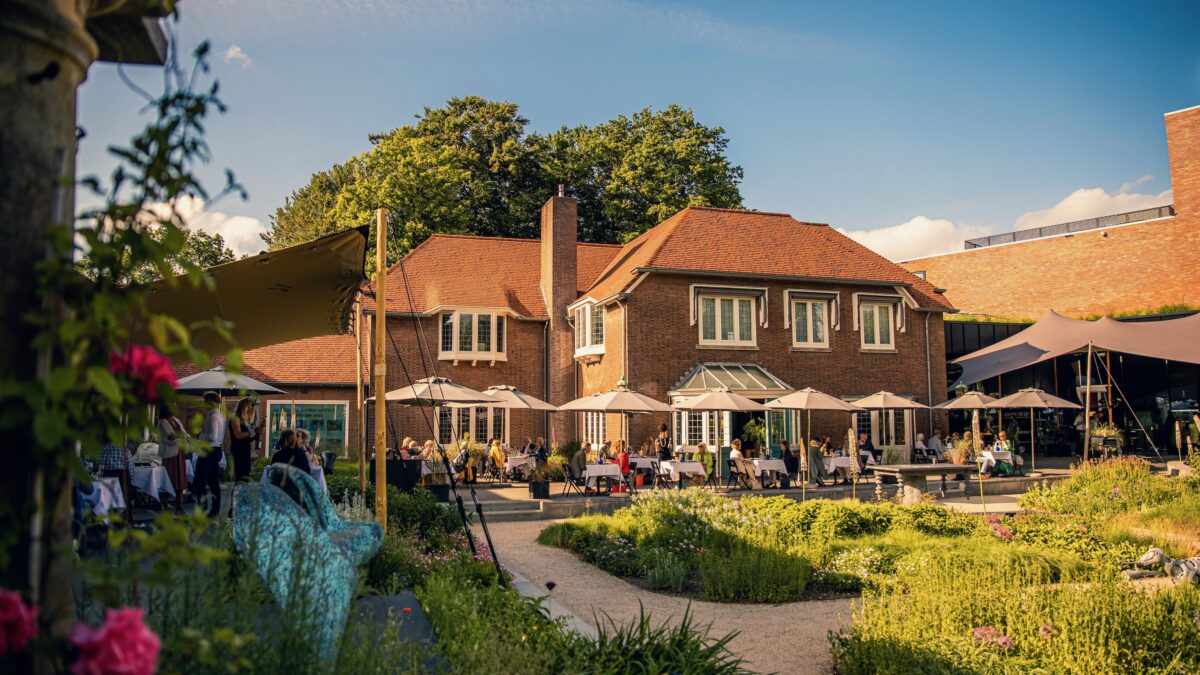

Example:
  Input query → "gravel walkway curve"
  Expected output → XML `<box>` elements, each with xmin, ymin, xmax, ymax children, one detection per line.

<box><xmin>477</xmin><ymin>520</ymin><xmax>853</xmax><ymax>675</ymax></box>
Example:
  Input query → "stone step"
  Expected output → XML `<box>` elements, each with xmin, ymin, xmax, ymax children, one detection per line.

<box><xmin>475</xmin><ymin>499</ymin><xmax>544</xmax><ymax>512</ymax></box>
<box><xmin>479</xmin><ymin>509</ymin><xmax>551</xmax><ymax>523</ymax></box>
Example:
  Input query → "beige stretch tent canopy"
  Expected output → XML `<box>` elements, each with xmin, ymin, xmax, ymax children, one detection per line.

<box><xmin>953</xmin><ymin>310</ymin><xmax>1200</xmax><ymax>386</ymax></box>
<box><xmin>143</xmin><ymin>227</ymin><xmax>368</xmax><ymax>359</ymax></box>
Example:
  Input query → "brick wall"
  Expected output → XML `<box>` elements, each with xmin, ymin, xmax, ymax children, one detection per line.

<box><xmin>362</xmin><ymin>313</ymin><xmax>549</xmax><ymax>450</ymax></box>
<box><xmin>902</xmin><ymin>106</ymin><xmax>1200</xmax><ymax>320</ymax></box>
<box><xmin>540</xmin><ymin>195</ymin><xmax>578</xmax><ymax>445</ymax></box>
<box><xmin>581</xmin><ymin>273</ymin><xmax>948</xmax><ymax>448</ymax></box>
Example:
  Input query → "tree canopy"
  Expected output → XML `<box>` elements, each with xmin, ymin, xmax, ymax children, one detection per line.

<box><xmin>264</xmin><ymin>96</ymin><xmax>743</xmax><ymax>269</ymax></box>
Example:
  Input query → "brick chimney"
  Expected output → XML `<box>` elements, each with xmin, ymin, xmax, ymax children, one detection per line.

<box><xmin>540</xmin><ymin>194</ymin><xmax>578</xmax><ymax>446</ymax></box>
<box><xmin>1166</xmin><ymin>105</ymin><xmax>1200</xmax><ymax>220</ymax></box>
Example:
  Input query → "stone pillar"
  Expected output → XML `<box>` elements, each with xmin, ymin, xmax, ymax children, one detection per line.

<box><xmin>540</xmin><ymin>195</ymin><xmax>577</xmax><ymax>448</ymax></box>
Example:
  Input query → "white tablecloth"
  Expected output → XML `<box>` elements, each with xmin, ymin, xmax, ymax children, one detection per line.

<box><xmin>82</xmin><ymin>477</ymin><xmax>125</xmax><ymax>518</ymax></box>
<box><xmin>979</xmin><ymin>450</ymin><xmax>1012</xmax><ymax>473</ymax></box>
<box><xmin>259</xmin><ymin>464</ymin><xmax>329</xmax><ymax>494</ymax></box>
<box><xmin>752</xmin><ymin>458</ymin><xmax>788</xmax><ymax>475</ymax></box>
<box><xmin>130</xmin><ymin>465</ymin><xmax>174</xmax><ymax>499</ymax></box>
<box><xmin>420</xmin><ymin>459</ymin><xmax>458</xmax><ymax>478</ymax></box>
<box><xmin>583</xmin><ymin>463</ymin><xmax>623</xmax><ymax>488</ymax></box>
<box><xmin>630</xmin><ymin>457</ymin><xmax>658</xmax><ymax>470</ymax></box>
<box><xmin>660</xmin><ymin>460</ymin><xmax>706</xmax><ymax>481</ymax></box>
<box><xmin>824</xmin><ymin>456</ymin><xmax>854</xmax><ymax>473</ymax></box>
<box><xmin>505</xmin><ymin>456</ymin><xmax>533</xmax><ymax>472</ymax></box>
<box><xmin>859</xmin><ymin>451</ymin><xmax>878</xmax><ymax>466</ymax></box>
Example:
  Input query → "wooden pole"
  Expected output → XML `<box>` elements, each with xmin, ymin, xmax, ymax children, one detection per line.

<box><xmin>1083</xmin><ymin>341</ymin><xmax>1093</xmax><ymax>461</ymax></box>
<box><xmin>355</xmin><ymin>301</ymin><xmax>366</xmax><ymax>494</ymax></box>
<box><xmin>1105</xmin><ymin>351</ymin><xmax>1114</xmax><ymax>426</ymax></box>
<box><xmin>373</xmin><ymin>209</ymin><xmax>389</xmax><ymax>532</ymax></box>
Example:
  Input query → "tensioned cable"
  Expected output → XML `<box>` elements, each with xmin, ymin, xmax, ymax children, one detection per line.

<box><xmin>1093</xmin><ymin>350</ymin><xmax>1165</xmax><ymax>463</ymax></box>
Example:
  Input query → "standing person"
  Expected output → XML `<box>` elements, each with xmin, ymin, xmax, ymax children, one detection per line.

<box><xmin>228</xmin><ymin>398</ymin><xmax>259</xmax><ymax>482</ymax></box>
<box><xmin>614</xmin><ymin>440</ymin><xmax>631</xmax><ymax>492</ymax></box>
<box><xmin>807</xmin><ymin>439</ymin><xmax>829</xmax><ymax>486</ymax></box>
<box><xmin>157</xmin><ymin>404</ymin><xmax>187</xmax><ymax>512</ymax></box>
<box><xmin>655</xmin><ymin>423</ymin><xmax>673</xmax><ymax>461</ymax></box>
<box><xmin>781</xmin><ymin>439</ymin><xmax>798</xmax><ymax>479</ymax></box>
<box><xmin>195</xmin><ymin>391</ymin><xmax>227</xmax><ymax>517</ymax></box>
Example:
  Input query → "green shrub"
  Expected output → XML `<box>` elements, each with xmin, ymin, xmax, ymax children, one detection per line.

<box><xmin>384</xmin><ymin>486</ymin><xmax>463</xmax><ymax>534</ymax></box>
<box><xmin>250</xmin><ymin>456</ymin><xmax>271</xmax><ymax>480</ymax></box>
<box><xmin>642</xmin><ymin>549</ymin><xmax>690</xmax><ymax>592</ymax></box>
<box><xmin>1019</xmin><ymin>457</ymin><xmax>1189</xmax><ymax>521</ymax></box>
<box><xmin>891</xmin><ymin>501</ymin><xmax>980</xmax><ymax>537</ymax></box>
<box><xmin>327</xmin><ymin>473</ymin><xmax>361</xmax><ymax>503</ymax></box>
<box><xmin>564</xmin><ymin>606</ymin><xmax>750</xmax><ymax>674</ymax></box>
<box><xmin>699</xmin><ymin>541</ymin><xmax>810</xmax><ymax>603</ymax></box>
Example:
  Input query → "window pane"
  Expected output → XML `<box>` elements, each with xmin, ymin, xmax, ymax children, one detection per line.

<box><xmin>862</xmin><ymin>305</ymin><xmax>876</xmax><ymax>344</ymax></box>
<box><xmin>477</xmin><ymin>314</ymin><xmax>491</xmax><ymax>352</ymax></box>
<box><xmin>459</xmin><ymin>314</ymin><xmax>473</xmax><ymax>352</ymax></box>
<box><xmin>474</xmin><ymin>407</ymin><xmax>489</xmax><ymax>444</ymax></box>
<box><xmin>688</xmin><ymin>411</ymin><xmax>703</xmax><ymax>445</ymax></box>
<box><xmin>812</xmin><ymin>302</ymin><xmax>825</xmax><ymax>344</ymax></box>
<box><xmin>494</xmin><ymin>409</ymin><xmax>505</xmax><ymax>444</ymax></box>
<box><xmin>274</xmin><ymin>402</ymin><xmax>348</xmax><ymax>455</ymax></box>
<box><xmin>701</xmin><ymin>298</ymin><xmax>716</xmax><ymax>341</ymax></box>
<box><xmin>575</xmin><ymin>308</ymin><xmax>585</xmax><ymax>348</ymax></box>
<box><xmin>720</xmin><ymin>299</ymin><xmax>734</xmax><ymax>341</ymax></box>
<box><xmin>495</xmin><ymin>316</ymin><xmax>505</xmax><ymax>353</ymax></box>
<box><xmin>878</xmin><ymin>306</ymin><xmax>891</xmax><ymax>345</ymax></box>
<box><xmin>708</xmin><ymin>412</ymin><xmax>718</xmax><ymax>447</ymax></box>
<box><xmin>591</xmin><ymin>305</ymin><xmax>604</xmax><ymax>345</ymax></box>
<box><xmin>457</xmin><ymin>407</ymin><xmax>470</xmax><ymax>443</ymax></box>
<box><xmin>438</xmin><ymin>408</ymin><xmax>453</xmax><ymax>445</ymax></box>
<box><xmin>737</xmin><ymin>298</ymin><xmax>752</xmax><ymax>341</ymax></box>
<box><xmin>794</xmin><ymin>302</ymin><xmax>808</xmax><ymax>343</ymax></box>
<box><xmin>441</xmin><ymin>313</ymin><xmax>453</xmax><ymax>352</ymax></box>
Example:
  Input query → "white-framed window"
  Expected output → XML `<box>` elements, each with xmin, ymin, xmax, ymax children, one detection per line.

<box><xmin>436</xmin><ymin>406</ymin><xmax>509</xmax><ymax>447</ymax></box>
<box><xmin>581</xmin><ymin>412</ymin><xmax>605</xmax><ymax>447</ymax></box>
<box><xmin>791</xmin><ymin>299</ymin><xmax>829</xmax><ymax>348</ymax></box>
<box><xmin>438</xmin><ymin>310</ymin><xmax>506</xmax><ymax>361</ymax></box>
<box><xmin>699</xmin><ymin>295</ymin><xmax>756</xmax><ymax>347</ymax></box>
<box><xmin>573</xmin><ymin>302</ymin><xmax>605</xmax><ymax>358</ymax></box>
<box><xmin>859</xmin><ymin>302</ymin><xmax>894</xmax><ymax>350</ymax></box>
<box><xmin>672</xmin><ymin>410</ymin><xmax>732</xmax><ymax>449</ymax></box>
<box><xmin>853</xmin><ymin>409</ymin><xmax>912</xmax><ymax>451</ymax></box>
<box><xmin>266</xmin><ymin>400</ymin><xmax>349</xmax><ymax>456</ymax></box>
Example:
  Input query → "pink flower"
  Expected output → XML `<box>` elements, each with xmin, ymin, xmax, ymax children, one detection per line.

<box><xmin>69</xmin><ymin>607</ymin><xmax>159</xmax><ymax>675</ymax></box>
<box><xmin>1039</xmin><ymin>623</ymin><xmax>1058</xmax><ymax>638</ymax></box>
<box><xmin>0</xmin><ymin>590</ymin><xmax>39</xmax><ymax>657</ymax></box>
<box><xmin>108</xmin><ymin>346</ymin><xmax>176</xmax><ymax>402</ymax></box>
<box><xmin>972</xmin><ymin>625</ymin><xmax>1014</xmax><ymax>650</ymax></box>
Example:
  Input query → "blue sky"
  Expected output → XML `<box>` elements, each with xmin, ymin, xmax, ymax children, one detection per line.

<box><xmin>77</xmin><ymin>0</ymin><xmax>1200</xmax><ymax>259</ymax></box>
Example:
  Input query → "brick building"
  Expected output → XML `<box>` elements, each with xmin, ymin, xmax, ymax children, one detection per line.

<box><xmin>901</xmin><ymin>105</ymin><xmax>1200</xmax><ymax>320</ymax></box>
<box><xmin>364</xmin><ymin>198</ymin><xmax>953</xmax><ymax>456</ymax></box>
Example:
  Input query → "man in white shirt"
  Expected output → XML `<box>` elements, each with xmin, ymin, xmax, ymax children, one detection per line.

<box><xmin>928</xmin><ymin>430</ymin><xmax>946</xmax><ymax>459</ymax></box>
<box><xmin>194</xmin><ymin>391</ymin><xmax>226</xmax><ymax>516</ymax></box>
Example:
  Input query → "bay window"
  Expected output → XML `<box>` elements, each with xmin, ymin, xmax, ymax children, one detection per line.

<box><xmin>860</xmin><ymin>302</ymin><xmax>894</xmax><ymax>350</ymax></box>
<box><xmin>699</xmin><ymin>295</ymin><xmax>756</xmax><ymax>347</ymax></box>
<box><xmin>791</xmin><ymin>299</ymin><xmax>828</xmax><ymax>348</ymax></box>
<box><xmin>573</xmin><ymin>302</ymin><xmax>605</xmax><ymax>358</ymax></box>
<box><xmin>438</xmin><ymin>310</ymin><xmax>507</xmax><ymax>361</ymax></box>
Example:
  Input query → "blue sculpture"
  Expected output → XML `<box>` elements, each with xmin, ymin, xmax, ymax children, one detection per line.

<box><xmin>233</xmin><ymin>464</ymin><xmax>383</xmax><ymax>662</ymax></box>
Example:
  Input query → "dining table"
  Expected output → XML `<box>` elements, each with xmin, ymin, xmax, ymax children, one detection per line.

<box><xmin>81</xmin><ymin>477</ymin><xmax>126</xmax><ymax>518</ymax></box>
<box><xmin>130</xmin><ymin>464</ymin><xmax>174</xmax><ymax>500</ymax></box>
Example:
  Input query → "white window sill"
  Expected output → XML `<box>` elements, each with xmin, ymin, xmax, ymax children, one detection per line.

<box><xmin>859</xmin><ymin>346</ymin><xmax>897</xmax><ymax>354</ymax></box>
<box><xmin>574</xmin><ymin>344</ymin><xmax>606</xmax><ymax>359</ymax></box>
<box><xmin>697</xmin><ymin>343</ymin><xmax>759</xmax><ymax>351</ymax></box>
<box><xmin>790</xmin><ymin>345</ymin><xmax>831</xmax><ymax>353</ymax></box>
<box><xmin>438</xmin><ymin>352</ymin><xmax>507</xmax><ymax>364</ymax></box>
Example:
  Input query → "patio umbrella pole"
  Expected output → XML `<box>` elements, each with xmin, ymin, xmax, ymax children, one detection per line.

<box><xmin>373</xmin><ymin>209</ymin><xmax>388</xmax><ymax>532</ymax></box>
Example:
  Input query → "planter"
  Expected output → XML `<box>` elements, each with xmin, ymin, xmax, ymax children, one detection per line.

<box><xmin>529</xmin><ymin>480</ymin><xmax>551</xmax><ymax>500</ymax></box>
<box><xmin>428</xmin><ymin>484</ymin><xmax>450</xmax><ymax>503</ymax></box>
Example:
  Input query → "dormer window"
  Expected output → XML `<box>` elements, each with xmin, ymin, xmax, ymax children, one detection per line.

<box><xmin>574</xmin><ymin>302</ymin><xmax>605</xmax><ymax>359</ymax></box>
<box><xmin>439</xmin><ymin>310</ymin><xmax>506</xmax><ymax>362</ymax></box>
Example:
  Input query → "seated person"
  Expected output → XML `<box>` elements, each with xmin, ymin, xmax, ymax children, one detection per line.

<box><xmin>488</xmin><ymin>440</ymin><xmax>508</xmax><ymax>481</ymax></box>
<box><xmin>614</xmin><ymin>440</ymin><xmax>630</xmax><ymax>491</ymax></box>
<box><xmin>532</xmin><ymin>437</ymin><xmax>548</xmax><ymax>467</ymax></box>
<box><xmin>729</xmin><ymin>439</ymin><xmax>761</xmax><ymax>489</ymax></box>
<box><xmin>913</xmin><ymin>433</ymin><xmax>931</xmax><ymax>462</ymax></box>
<box><xmin>781</xmin><ymin>440</ymin><xmax>798</xmax><ymax>477</ymax></box>
<box><xmin>99</xmin><ymin>441</ymin><xmax>133</xmax><ymax>478</ymax></box>
<box><xmin>695</xmin><ymin>442</ymin><xmax>714</xmax><ymax>479</ymax></box>
<box><xmin>857</xmin><ymin>433</ymin><xmax>878</xmax><ymax>468</ymax></box>
<box><xmin>271</xmin><ymin>430</ymin><xmax>312</xmax><ymax>474</ymax></box>
<box><xmin>995</xmin><ymin>431</ymin><xmax>1014</xmax><ymax>453</ymax></box>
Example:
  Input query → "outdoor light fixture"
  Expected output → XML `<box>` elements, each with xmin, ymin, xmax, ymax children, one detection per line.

<box><xmin>618</xmin><ymin>377</ymin><xmax>627</xmax><ymax>388</ymax></box>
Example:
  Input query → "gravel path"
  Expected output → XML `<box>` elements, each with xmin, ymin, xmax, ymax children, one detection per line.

<box><xmin>477</xmin><ymin>520</ymin><xmax>854</xmax><ymax>675</ymax></box>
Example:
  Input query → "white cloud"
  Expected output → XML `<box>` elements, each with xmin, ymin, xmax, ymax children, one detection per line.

<box><xmin>166</xmin><ymin>196</ymin><xmax>269</xmax><ymax>257</ymax></box>
<box><xmin>1118</xmin><ymin>175</ymin><xmax>1152</xmax><ymax>193</ymax></box>
<box><xmin>221</xmin><ymin>44</ymin><xmax>252</xmax><ymax>68</ymax></box>
<box><xmin>1014</xmin><ymin>185</ymin><xmax>1172</xmax><ymax>231</ymax></box>
<box><xmin>839</xmin><ymin>216</ymin><xmax>993</xmax><ymax>262</ymax></box>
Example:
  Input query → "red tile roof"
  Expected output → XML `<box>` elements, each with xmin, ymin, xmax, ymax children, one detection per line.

<box><xmin>583</xmin><ymin>206</ymin><xmax>953</xmax><ymax>310</ymax></box>
<box><xmin>362</xmin><ymin>235</ymin><xmax>623</xmax><ymax>318</ymax></box>
<box><xmin>175</xmin><ymin>333</ymin><xmax>360</xmax><ymax>385</ymax></box>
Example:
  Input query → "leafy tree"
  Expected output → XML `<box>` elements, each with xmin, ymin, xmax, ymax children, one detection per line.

<box><xmin>78</xmin><ymin>221</ymin><xmax>235</xmax><ymax>282</ymax></box>
<box><xmin>265</xmin><ymin>97</ymin><xmax>743</xmax><ymax>264</ymax></box>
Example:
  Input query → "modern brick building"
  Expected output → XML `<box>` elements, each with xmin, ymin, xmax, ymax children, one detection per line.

<box><xmin>364</xmin><ymin>197</ymin><xmax>953</xmax><ymax>457</ymax></box>
<box><xmin>901</xmin><ymin>105</ymin><xmax>1200</xmax><ymax>320</ymax></box>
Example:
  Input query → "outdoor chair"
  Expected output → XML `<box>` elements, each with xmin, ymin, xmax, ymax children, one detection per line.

<box><xmin>484</xmin><ymin>457</ymin><xmax>503</xmax><ymax>483</ymax></box>
<box><xmin>562</xmin><ymin>464</ymin><xmax>586</xmax><ymax>496</ymax></box>
<box><xmin>653</xmin><ymin>460</ymin><xmax>674</xmax><ymax>489</ymax></box>
<box><xmin>724</xmin><ymin>459</ymin><xmax>751</xmax><ymax>490</ymax></box>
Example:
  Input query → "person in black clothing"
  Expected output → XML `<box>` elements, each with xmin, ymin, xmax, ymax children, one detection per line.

<box><xmin>781</xmin><ymin>439</ymin><xmax>798</xmax><ymax>478</ymax></box>
<box><xmin>858</xmin><ymin>433</ymin><xmax>878</xmax><ymax>469</ymax></box>
<box><xmin>228</xmin><ymin>397</ymin><xmax>260</xmax><ymax>481</ymax></box>
<box><xmin>271</xmin><ymin>429</ymin><xmax>311</xmax><ymax>474</ymax></box>
<box><xmin>532</xmin><ymin>436</ymin><xmax>548</xmax><ymax>467</ymax></box>
<box><xmin>655</xmin><ymin>423</ymin><xmax>673</xmax><ymax>461</ymax></box>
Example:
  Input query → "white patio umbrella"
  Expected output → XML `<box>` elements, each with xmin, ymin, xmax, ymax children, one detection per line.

<box><xmin>766</xmin><ymin>387</ymin><xmax>863</xmax><ymax>493</ymax></box>
<box><xmin>934</xmin><ymin>391</ymin><xmax>997</xmax><ymax>512</ymax></box>
<box><xmin>367</xmin><ymin>376</ymin><xmax>493</xmax><ymax>406</ymax></box>
<box><xmin>480</xmin><ymin>385</ymin><xmax>559</xmax><ymax>411</ymax></box>
<box><xmin>987</xmin><ymin>388</ymin><xmax>1080</xmax><ymax>473</ymax></box>
<box><xmin>558</xmin><ymin>387</ymin><xmax>674</xmax><ymax>413</ymax></box>
<box><xmin>175</xmin><ymin>366</ymin><xmax>284</xmax><ymax>396</ymax></box>
<box><xmin>851</xmin><ymin>392</ymin><xmax>929</xmax><ymax>462</ymax></box>
<box><xmin>674</xmin><ymin>389</ymin><xmax>765</xmax><ymax>481</ymax></box>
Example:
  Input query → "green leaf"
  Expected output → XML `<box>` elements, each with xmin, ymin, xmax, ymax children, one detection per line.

<box><xmin>45</xmin><ymin>367</ymin><xmax>76</xmax><ymax>399</ymax></box>
<box><xmin>87</xmin><ymin>367</ymin><xmax>123</xmax><ymax>403</ymax></box>
<box><xmin>33</xmin><ymin>409</ymin><xmax>67</xmax><ymax>448</ymax></box>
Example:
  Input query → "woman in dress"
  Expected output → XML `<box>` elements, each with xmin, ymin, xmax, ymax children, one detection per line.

<box><xmin>227</xmin><ymin>398</ymin><xmax>259</xmax><ymax>482</ymax></box>
<box><xmin>156</xmin><ymin>404</ymin><xmax>187</xmax><ymax>511</ymax></box>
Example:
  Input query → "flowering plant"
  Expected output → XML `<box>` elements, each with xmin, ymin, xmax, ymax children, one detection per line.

<box><xmin>69</xmin><ymin>607</ymin><xmax>160</xmax><ymax>675</ymax></box>
<box><xmin>108</xmin><ymin>345</ymin><xmax>178</xmax><ymax>402</ymax></box>
<box><xmin>0</xmin><ymin>590</ymin><xmax>39</xmax><ymax>657</ymax></box>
